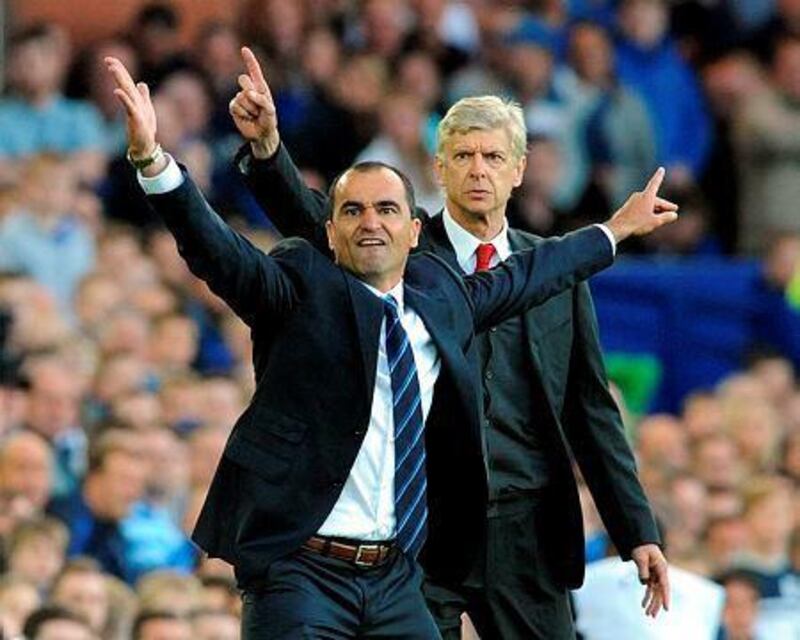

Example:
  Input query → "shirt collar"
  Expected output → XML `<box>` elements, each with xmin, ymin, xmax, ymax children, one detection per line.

<box><xmin>360</xmin><ymin>279</ymin><xmax>405</xmax><ymax>312</ymax></box>
<box><xmin>442</xmin><ymin>207</ymin><xmax>512</xmax><ymax>273</ymax></box>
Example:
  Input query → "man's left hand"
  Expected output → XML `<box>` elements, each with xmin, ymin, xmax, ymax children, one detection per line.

<box><xmin>631</xmin><ymin>543</ymin><xmax>670</xmax><ymax>618</ymax></box>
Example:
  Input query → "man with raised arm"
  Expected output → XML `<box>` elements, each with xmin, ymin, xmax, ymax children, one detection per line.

<box><xmin>230</xmin><ymin>47</ymin><xmax>673</xmax><ymax>639</ymax></box>
<box><xmin>107</xmin><ymin>54</ymin><xmax>674</xmax><ymax>639</ymax></box>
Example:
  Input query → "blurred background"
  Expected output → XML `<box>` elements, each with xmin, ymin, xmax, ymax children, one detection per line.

<box><xmin>0</xmin><ymin>0</ymin><xmax>798</xmax><ymax>638</ymax></box>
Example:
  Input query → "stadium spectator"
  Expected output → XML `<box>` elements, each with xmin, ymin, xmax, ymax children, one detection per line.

<box><xmin>131</xmin><ymin>3</ymin><xmax>191</xmax><ymax>90</ymax></box>
<box><xmin>132</xmin><ymin>610</ymin><xmax>192</xmax><ymax>640</ymax></box>
<box><xmin>0</xmin><ymin>430</ymin><xmax>53</xmax><ymax>514</ymax></box>
<box><xmin>734</xmin><ymin>36</ymin><xmax>800</xmax><ymax>253</ymax></box>
<box><xmin>568</xmin><ymin>22</ymin><xmax>656</xmax><ymax>210</ymax></box>
<box><xmin>615</xmin><ymin>0</ymin><xmax>712</xmax><ymax>184</ymax></box>
<box><xmin>717</xmin><ymin>570</ymin><xmax>764</xmax><ymax>640</ymax></box>
<box><xmin>191</xmin><ymin>608</ymin><xmax>240</xmax><ymax>640</ymax></box>
<box><xmin>48</xmin><ymin>429</ymin><xmax>146</xmax><ymax>582</ymax></box>
<box><xmin>0</xmin><ymin>155</ymin><xmax>96</xmax><ymax>311</ymax></box>
<box><xmin>356</xmin><ymin>91</ymin><xmax>443</xmax><ymax>212</ymax></box>
<box><xmin>0</xmin><ymin>24</ymin><xmax>105</xmax><ymax>185</ymax></box>
<box><xmin>135</xmin><ymin>571</ymin><xmax>202</xmax><ymax>617</ymax></box>
<box><xmin>0</xmin><ymin>574</ymin><xmax>41</xmax><ymax>638</ymax></box>
<box><xmin>23</xmin><ymin>604</ymin><xmax>97</xmax><ymax>640</ymax></box>
<box><xmin>22</xmin><ymin>356</ymin><xmax>87</xmax><ymax>499</ymax></box>
<box><xmin>5</xmin><ymin>516</ymin><xmax>67</xmax><ymax>592</ymax></box>
<box><xmin>51</xmin><ymin>558</ymin><xmax>111</xmax><ymax>639</ymax></box>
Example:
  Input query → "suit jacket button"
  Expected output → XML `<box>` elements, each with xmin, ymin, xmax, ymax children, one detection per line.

<box><xmin>354</xmin><ymin>429</ymin><xmax>364</xmax><ymax>437</ymax></box>
<box><xmin>332</xmin><ymin>481</ymin><xmax>343</xmax><ymax>489</ymax></box>
<box><xmin>485</xmin><ymin>371</ymin><xmax>494</xmax><ymax>380</ymax></box>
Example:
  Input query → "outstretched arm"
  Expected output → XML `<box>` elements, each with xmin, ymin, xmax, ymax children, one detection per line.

<box><xmin>229</xmin><ymin>47</ymin><xmax>330</xmax><ymax>249</ymax></box>
<box><xmin>467</xmin><ymin>168</ymin><xmax>678</xmax><ymax>331</ymax></box>
<box><xmin>105</xmin><ymin>56</ymin><xmax>301</xmax><ymax>324</ymax></box>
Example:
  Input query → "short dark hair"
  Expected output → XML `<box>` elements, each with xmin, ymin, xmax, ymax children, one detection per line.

<box><xmin>23</xmin><ymin>605</ymin><xmax>92</xmax><ymax>639</ymax></box>
<box><xmin>136</xmin><ymin>3</ymin><xmax>180</xmax><ymax>30</ymax></box>
<box><xmin>9</xmin><ymin>24</ymin><xmax>53</xmax><ymax>49</ymax></box>
<box><xmin>325</xmin><ymin>161</ymin><xmax>418</xmax><ymax>220</ymax></box>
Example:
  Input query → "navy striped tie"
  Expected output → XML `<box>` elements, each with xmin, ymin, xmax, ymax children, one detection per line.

<box><xmin>383</xmin><ymin>295</ymin><xmax>428</xmax><ymax>558</ymax></box>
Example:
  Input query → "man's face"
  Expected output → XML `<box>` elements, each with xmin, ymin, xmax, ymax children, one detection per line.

<box><xmin>0</xmin><ymin>434</ymin><xmax>52</xmax><ymax>509</ymax></box>
<box><xmin>53</xmin><ymin>572</ymin><xmax>109</xmax><ymax>632</ymax></box>
<box><xmin>93</xmin><ymin>452</ymin><xmax>146</xmax><ymax>521</ymax></box>
<box><xmin>27</xmin><ymin>365</ymin><xmax>81</xmax><ymax>440</ymax></box>
<box><xmin>435</xmin><ymin>128</ymin><xmax>525</xmax><ymax>225</ymax></box>
<box><xmin>326</xmin><ymin>168</ymin><xmax>421</xmax><ymax>291</ymax></box>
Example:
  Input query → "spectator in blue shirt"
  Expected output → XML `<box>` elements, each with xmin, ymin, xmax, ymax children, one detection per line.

<box><xmin>0</xmin><ymin>24</ymin><xmax>106</xmax><ymax>185</ymax></box>
<box><xmin>615</xmin><ymin>0</ymin><xmax>712</xmax><ymax>184</ymax></box>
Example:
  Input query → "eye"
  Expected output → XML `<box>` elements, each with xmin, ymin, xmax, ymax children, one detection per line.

<box><xmin>341</xmin><ymin>205</ymin><xmax>360</xmax><ymax>216</ymax></box>
<box><xmin>486</xmin><ymin>153</ymin><xmax>504</xmax><ymax>165</ymax></box>
<box><xmin>378</xmin><ymin>204</ymin><xmax>400</xmax><ymax>215</ymax></box>
<box><xmin>454</xmin><ymin>151</ymin><xmax>470</xmax><ymax>162</ymax></box>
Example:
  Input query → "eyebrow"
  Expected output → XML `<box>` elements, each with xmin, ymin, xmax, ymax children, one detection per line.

<box><xmin>338</xmin><ymin>199</ymin><xmax>402</xmax><ymax>210</ymax></box>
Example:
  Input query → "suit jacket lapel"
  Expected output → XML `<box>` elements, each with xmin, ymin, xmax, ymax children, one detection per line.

<box><xmin>418</xmin><ymin>212</ymin><xmax>462</xmax><ymax>272</ymax></box>
<box><xmin>342</xmin><ymin>269</ymin><xmax>385</xmax><ymax>393</ymax></box>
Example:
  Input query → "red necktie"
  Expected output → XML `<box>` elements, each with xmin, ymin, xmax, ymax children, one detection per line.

<box><xmin>474</xmin><ymin>243</ymin><xmax>496</xmax><ymax>272</ymax></box>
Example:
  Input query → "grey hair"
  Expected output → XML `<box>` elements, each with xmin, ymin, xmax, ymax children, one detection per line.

<box><xmin>436</xmin><ymin>96</ymin><xmax>527</xmax><ymax>161</ymax></box>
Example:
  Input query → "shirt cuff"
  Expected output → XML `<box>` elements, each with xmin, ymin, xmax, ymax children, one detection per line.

<box><xmin>137</xmin><ymin>155</ymin><xmax>183</xmax><ymax>194</ymax></box>
<box><xmin>594</xmin><ymin>223</ymin><xmax>617</xmax><ymax>256</ymax></box>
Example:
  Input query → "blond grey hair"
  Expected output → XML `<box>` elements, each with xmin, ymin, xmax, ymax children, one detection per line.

<box><xmin>436</xmin><ymin>96</ymin><xmax>527</xmax><ymax>161</ymax></box>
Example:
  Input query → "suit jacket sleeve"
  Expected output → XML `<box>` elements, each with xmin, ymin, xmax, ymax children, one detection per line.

<box><xmin>145</xmin><ymin>169</ymin><xmax>303</xmax><ymax>325</ymax></box>
<box><xmin>562</xmin><ymin>283</ymin><xmax>661</xmax><ymax>558</ymax></box>
<box><xmin>236</xmin><ymin>143</ymin><xmax>331</xmax><ymax>252</ymax></box>
<box><xmin>464</xmin><ymin>226</ymin><xmax>615</xmax><ymax>333</ymax></box>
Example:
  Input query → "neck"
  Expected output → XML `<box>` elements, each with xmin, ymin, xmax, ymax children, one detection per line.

<box><xmin>446</xmin><ymin>203</ymin><xmax>505</xmax><ymax>241</ymax></box>
<box><xmin>362</xmin><ymin>276</ymin><xmax>402</xmax><ymax>293</ymax></box>
<box><xmin>83</xmin><ymin>480</ymin><xmax>114</xmax><ymax>521</ymax></box>
<box><xmin>22</xmin><ymin>89</ymin><xmax>56</xmax><ymax>109</ymax></box>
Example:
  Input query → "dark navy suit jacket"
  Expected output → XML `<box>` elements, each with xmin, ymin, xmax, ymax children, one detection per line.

<box><xmin>145</xmin><ymin>172</ymin><xmax>613</xmax><ymax>587</ymax></box>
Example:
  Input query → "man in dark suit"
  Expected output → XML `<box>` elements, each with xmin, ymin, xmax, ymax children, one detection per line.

<box><xmin>107</xmin><ymin>53</ymin><xmax>672</xmax><ymax>638</ymax></box>
<box><xmin>228</xmin><ymin>48</ymin><xmax>671</xmax><ymax>638</ymax></box>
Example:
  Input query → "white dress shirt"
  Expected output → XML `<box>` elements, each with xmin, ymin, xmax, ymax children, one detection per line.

<box><xmin>318</xmin><ymin>280</ymin><xmax>441</xmax><ymax>540</ymax></box>
<box><xmin>441</xmin><ymin>207</ymin><xmax>616</xmax><ymax>274</ymax></box>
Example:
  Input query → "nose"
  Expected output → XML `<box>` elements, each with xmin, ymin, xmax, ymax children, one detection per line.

<box><xmin>468</xmin><ymin>153</ymin><xmax>487</xmax><ymax>177</ymax></box>
<box><xmin>359</xmin><ymin>204</ymin><xmax>382</xmax><ymax>230</ymax></box>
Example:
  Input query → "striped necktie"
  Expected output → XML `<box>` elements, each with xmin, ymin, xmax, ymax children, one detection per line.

<box><xmin>383</xmin><ymin>295</ymin><xmax>428</xmax><ymax>557</ymax></box>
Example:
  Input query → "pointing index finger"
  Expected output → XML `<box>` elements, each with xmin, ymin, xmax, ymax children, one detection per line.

<box><xmin>105</xmin><ymin>57</ymin><xmax>139</xmax><ymax>100</ymax></box>
<box><xmin>242</xmin><ymin>46</ymin><xmax>270</xmax><ymax>95</ymax></box>
<box><xmin>645</xmin><ymin>167</ymin><xmax>666</xmax><ymax>196</ymax></box>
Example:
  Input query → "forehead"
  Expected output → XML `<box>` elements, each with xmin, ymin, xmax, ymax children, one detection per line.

<box><xmin>334</xmin><ymin>168</ymin><xmax>407</xmax><ymax>205</ymax></box>
<box><xmin>443</xmin><ymin>127</ymin><xmax>513</xmax><ymax>152</ymax></box>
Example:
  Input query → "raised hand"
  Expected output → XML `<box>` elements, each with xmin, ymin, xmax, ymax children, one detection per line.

<box><xmin>105</xmin><ymin>56</ymin><xmax>157</xmax><ymax>160</ymax></box>
<box><xmin>605</xmin><ymin>168</ymin><xmax>679</xmax><ymax>243</ymax></box>
<box><xmin>229</xmin><ymin>46</ymin><xmax>280</xmax><ymax>158</ymax></box>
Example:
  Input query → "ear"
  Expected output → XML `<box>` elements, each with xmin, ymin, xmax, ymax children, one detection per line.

<box><xmin>409</xmin><ymin>218</ymin><xmax>422</xmax><ymax>249</ymax></box>
<box><xmin>325</xmin><ymin>220</ymin><xmax>336</xmax><ymax>255</ymax></box>
<box><xmin>433</xmin><ymin>155</ymin><xmax>446</xmax><ymax>188</ymax></box>
<box><xmin>512</xmin><ymin>155</ymin><xmax>526</xmax><ymax>189</ymax></box>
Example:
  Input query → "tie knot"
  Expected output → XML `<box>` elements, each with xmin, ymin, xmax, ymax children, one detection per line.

<box><xmin>383</xmin><ymin>294</ymin><xmax>399</xmax><ymax>316</ymax></box>
<box><xmin>475</xmin><ymin>243</ymin><xmax>496</xmax><ymax>272</ymax></box>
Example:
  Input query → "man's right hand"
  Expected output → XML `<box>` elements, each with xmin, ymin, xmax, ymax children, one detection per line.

<box><xmin>229</xmin><ymin>46</ymin><xmax>280</xmax><ymax>159</ymax></box>
<box><xmin>605</xmin><ymin>168</ymin><xmax>679</xmax><ymax>244</ymax></box>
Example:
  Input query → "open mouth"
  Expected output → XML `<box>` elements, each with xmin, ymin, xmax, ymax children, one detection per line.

<box><xmin>356</xmin><ymin>238</ymin><xmax>387</xmax><ymax>247</ymax></box>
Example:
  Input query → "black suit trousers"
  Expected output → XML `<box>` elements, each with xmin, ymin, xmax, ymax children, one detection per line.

<box><xmin>423</xmin><ymin>488</ymin><xmax>576</xmax><ymax>640</ymax></box>
<box><xmin>241</xmin><ymin>549</ymin><xmax>441</xmax><ymax>639</ymax></box>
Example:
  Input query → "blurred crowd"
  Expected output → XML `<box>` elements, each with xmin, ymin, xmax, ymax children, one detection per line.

<box><xmin>0</xmin><ymin>0</ymin><xmax>799</xmax><ymax>638</ymax></box>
